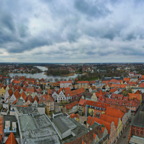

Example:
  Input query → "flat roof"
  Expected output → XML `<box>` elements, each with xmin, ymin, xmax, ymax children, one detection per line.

<box><xmin>18</xmin><ymin>114</ymin><xmax>61</xmax><ymax>144</ymax></box>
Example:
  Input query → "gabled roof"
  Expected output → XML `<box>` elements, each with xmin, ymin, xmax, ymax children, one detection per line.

<box><xmin>8</xmin><ymin>89</ymin><xmax>13</xmax><ymax>96</ymax></box>
<box><xmin>21</xmin><ymin>91</ymin><xmax>27</xmax><ymax>101</ymax></box>
<box><xmin>14</xmin><ymin>90</ymin><xmax>20</xmax><ymax>99</ymax></box>
<box><xmin>5</xmin><ymin>132</ymin><xmax>18</xmax><ymax>144</ymax></box>
<box><xmin>79</xmin><ymin>99</ymin><xmax>87</xmax><ymax>106</ymax></box>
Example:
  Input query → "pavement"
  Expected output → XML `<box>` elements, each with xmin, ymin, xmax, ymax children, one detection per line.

<box><xmin>116</xmin><ymin>123</ymin><xmax>130</xmax><ymax>144</ymax></box>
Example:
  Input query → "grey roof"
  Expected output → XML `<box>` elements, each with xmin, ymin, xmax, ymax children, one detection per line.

<box><xmin>16</xmin><ymin>106</ymin><xmax>39</xmax><ymax>114</ymax></box>
<box><xmin>52</xmin><ymin>115</ymin><xmax>77</xmax><ymax>134</ymax></box>
<box><xmin>18</xmin><ymin>114</ymin><xmax>61</xmax><ymax>144</ymax></box>
<box><xmin>131</xmin><ymin>105</ymin><xmax>144</xmax><ymax>128</ymax></box>
<box><xmin>52</xmin><ymin>117</ymin><xmax>69</xmax><ymax>134</ymax></box>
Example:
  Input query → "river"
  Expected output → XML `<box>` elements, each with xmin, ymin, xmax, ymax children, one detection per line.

<box><xmin>9</xmin><ymin>66</ymin><xmax>79</xmax><ymax>82</ymax></box>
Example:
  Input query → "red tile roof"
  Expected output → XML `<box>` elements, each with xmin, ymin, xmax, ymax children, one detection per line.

<box><xmin>14</xmin><ymin>90</ymin><xmax>20</xmax><ymax>99</ymax></box>
<box><xmin>77</xmin><ymin>81</ymin><xmax>89</xmax><ymax>84</ymax></box>
<box><xmin>87</xmin><ymin>116</ymin><xmax>111</xmax><ymax>133</ymax></box>
<box><xmin>21</xmin><ymin>92</ymin><xmax>27</xmax><ymax>101</ymax></box>
<box><xmin>139</xmin><ymin>83</ymin><xmax>144</xmax><ymax>88</ymax></box>
<box><xmin>100</xmin><ymin>114</ymin><xmax>119</xmax><ymax>127</ymax></box>
<box><xmin>5</xmin><ymin>132</ymin><xmax>18</xmax><ymax>144</ymax></box>
<box><xmin>65</xmin><ymin>101</ymin><xmax>78</xmax><ymax>110</ymax></box>
<box><xmin>79</xmin><ymin>99</ymin><xmax>87</xmax><ymax>106</ymax></box>
<box><xmin>128</xmin><ymin>93</ymin><xmax>142</xmax><ymax>101</ymax></box>
<box><xmin>25</xmin><ymin>87</ymin><xmax>35</xmax><ymax>93</ymax></box>
<box><xmin>105</xmin><ymin>107</ymin><xmax>124</xmax><ymax>119</ymax></box>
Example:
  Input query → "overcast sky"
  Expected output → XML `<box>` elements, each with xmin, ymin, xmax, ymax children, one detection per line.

<box><xmin>0</xmin><ymin>0</ymin><xmax>144</xmax><ymax>63</ymax></box>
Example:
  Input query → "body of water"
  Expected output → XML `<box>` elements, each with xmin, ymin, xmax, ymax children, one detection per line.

<box><xmin>9</xmin><ymin>66</ymin><xmax>79</xmax><ymax>81</ymax></box>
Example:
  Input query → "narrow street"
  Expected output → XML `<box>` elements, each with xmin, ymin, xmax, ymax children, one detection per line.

<box><xmin>116</xmin><ymin>123</ymin><xmax>130</xmax><ymax>144</ymax></box>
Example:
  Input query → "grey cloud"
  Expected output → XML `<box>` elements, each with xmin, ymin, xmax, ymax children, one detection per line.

<box><xmin>74</xmin><ymin>0</ymin><xmax>111</xmax><ymax>18</ymax></box>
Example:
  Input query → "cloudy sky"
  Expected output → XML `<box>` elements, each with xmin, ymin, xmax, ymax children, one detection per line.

<box><xmin>0</xmin><ymin>0</ymin><xmax>144</xmax><ymax>63</ymax></box>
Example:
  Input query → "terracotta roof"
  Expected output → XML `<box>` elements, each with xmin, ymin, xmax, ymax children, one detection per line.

<box><xmin>25</xmin><ymin>87</ymin><xmax>35</xmax><ymax>93</ymax></box>
<box><xmin>87</xmin><ymin>116</ymin><xmax>111</xmax><ymax>133</ymax></box>
<box><xmin>100</xmin><ymin>114</ymin><xmax>119</xmax><ymax>127</ymax></box>
<box><xmin>65</xmin><ymin>101</ymin><xmax>78</xmax><ymax>109</ymax></box>
<box><xmin>70</xmin><ymin>113</ymin><xmax>79</xmax><ymax>118</ymax></box>
<box><xmin>79</xmin><ymin>99</ymin><xmax>87</xmax><ymax>106</ymax></box>
<box><xmin>86</xmin><ymin>100</ymin><xmax>109</xmax><ymax>109</ymax></box>
<box><xmin>105</xmin><ymin>107</ymin><xmax>124</xmax><ymax>118</ymax></box>
<box><xmin>123</xmin><ymin>78</ymin><xmax>130</xmax><ymax>82</ymax></box>
<box><xmin>139</xmin><ymin>83</ymin><xmax>144</xmax><ymax>88</ymax></box>
<box><xmin>41</xmin><ymin>94</ymin><xmax>54</xmax><ymax>102</ymax></box>
<box><xmin>21</xmin><ymin>92</ymin><xmax>27</xmax><ymax>101</ymax></box>
<box><xmin>0</xmin><ymin>116</ymin><xmax>3</xmax><ymax>142</ymax></box>
<box><xmin>33</xmin><ymin>96</ymin><xmax>39</xmax><ymax>102</ymax></box>
<box><xmin>77</xmin><ymin>81</ymin><xmax>89</xmax><ymax>84</ymax></box>
<box><xmin>5</xmin><ymin>132</ymin><xmax>18</xmax><ymax>144</ymax></box>
<box><xmin>8</xmin><ymin>89</ymin><xmax>13</xmax><ymax>96</ymax></box>
<box><xmin>128</xmin><ymin>93</ymin><xmax>142</xmax><ymax>101</ymax></box>
<box><xmin>26</xmin><ymin>95</ymin><xmax>33</xmax><ymax>103</ymax></box>
<box><xmin>14</xmin><ymin>90</ymin><xmax>20</xmax><ymax>99</ymax></box>
<box><xmin>109</xmin><ymin>88</ymin><xmax>117</xmax><ymax>93</ymax></box>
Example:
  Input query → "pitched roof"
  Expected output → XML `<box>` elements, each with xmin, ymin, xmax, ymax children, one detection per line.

<box><xmin>139</xmin><ymin>83</ymin><xmax>144</xmax><ymax>88</ymax></box>
<box><xmin>5</xmin><ymin>132</ymin><xmax>18</xmax><ymax>144</ymax></box>
<box><xmin>14</xmin><ymin>90</ymin><xmax>20</xmax><ymax>99</ymax></box>
<box><xmin>87</xmin><ymin>116</ymin><xmax>111</xmax><ymax>133</ymax></box>
<box><xmin>65</xmin><ymin>101</ymin><xmax>78</xmax><ymax>109</ymax></box>
<box><xmin>21</xmin><ymin>91</ymin><xmax>27</xmax><ymax>101</ymax></box>
<box><xmin>128</xmin><ymin>93</ymin><xmax>142</xmax><ymax>101</ymax></box>
<box><xmin>79</xmin><ymin>99</ymin><xmax>87</xmax><ymax>106</ymax></box>
<box><xmin>8</xmin><ymin>89</ymin><xmax>13</xmax><ymax>96</ymax></box>
<box><xmin>77</xmin><ymin>81</ymin><xmax>89</xmax><ymax>84</ymax></box>
<box><xmin>100</xmin><ymin>114</ymin><xmax>119</xmax><ymax>127</ymax></box>
<box><xmin>105</xmin><ymin>107</ymin><xmax>124</xmax><ymax>119</ymax></box>
<box><xmin>25</xmin><ymin>87</ymin><xmax>35</xmax><ymax>93</ymax></box>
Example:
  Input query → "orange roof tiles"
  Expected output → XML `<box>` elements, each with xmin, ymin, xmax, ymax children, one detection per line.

<box><xmin>5</xmin><ymin>132</ymin><xmax>18</xmax><ymax>144</ymax></box>
<box><xmin>86</xmin><ymin>100</ymin><xmax>109</xmax><ymax>109</ymax></box>
<box><xmin>100</xmin><ymin>114</ymin><xmax>119</xmax><ymax>127</ymax></box>
<box><xmin>77</xmin><ymin>81</ymin><xmax>89</xmax><ymax>84</ymax></box>
<box><xmin>128</xmin><ymin>93</ymin><xmax>142</xmax><ymax>101</ymax></box>
<box><xmin>105</xmin><ymin>107</ymin><xmax>124</xmax><ymax>118</ymax></box>
<box><xmin>8</xmin><ymin>89</ymin><xmax>13</xmax><ymax>96</ymax></box>
<box><xmin>139</xmin><ymin>83</ymin><xmax>144</xmax><ymax>88</ymax></box>
<box><xmin>14</xmin><ymin>90</ymin><xmax>20</xmax><ymax>99</ymax></box>
<box><xmin>0</xmin><ymin>116</ymin><xmax>3</xmax><ymax>142</ymax></box>
<box><xmin>79</xmin><ymin>99</ymin><xmax>87</xmax><ymax>106</ymax></box>
<box><xmin>65</xmin><ymin>101</ymin><xmax>78</xmax><ymax>109</ymax></box>
<box><xmin>123</xmin><ymin>78</ymin><xmax>130</xmax><ymax>82</ymax></box>
<box><xmin>25</xmin><ymin>87</ymin><xmax>35</xmax><ymax>93</ymax></box>
<box><xmin>87</xmin><ymin>116</ymin><xmax>111</xmax><ymax>133</ymax></box>
<box><xmin>21</xmin><ymin>92</ymin><xmax>27</xmax><ymax>101</ymax></box>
